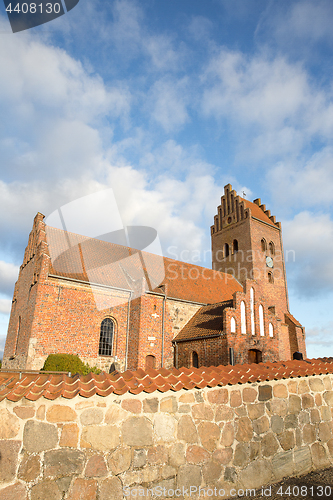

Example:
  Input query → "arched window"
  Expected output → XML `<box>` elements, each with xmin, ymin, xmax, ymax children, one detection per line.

<box><xmin>192</xmin><ymin>351</ymin><xmax>199</xmax><ymax>368</ymax></box>
<box><xmin>145</xmin><ymin>355</ymin><xmax>156</xmax><ymax>370</ymax></box>
<box><xmin>224</xmin><ymin>243</ymin><xmax>229</xmax><ymax>258</ymax></box>
<box><xmin>268</xmin><ymin>272</ymin><xmax>274</xmax><ymax>283</ymax></box>
<box><xmin>269</xmin><ymin>241</ymin><xmax>275</xmax><ymax>255</ymax></box>
<box><xmin>233</xmin><ymin>239</ymin><xmax>238</xmax><ymax>254</ymax></box>
<box><xmin>259</xmin><ymin>305</ymin><xmax>265</xmax><ymax>336</ymax></box>
<box><xmin>261</xmin><ymin>238</ymin><xmax>267</xmax><ymax>252</ymax></box>
<box><xmin>230</xmin><ymin>317</ymin><xmax>236</xmax><ymax>333</ymax></box>
<box><xmin>269</xmin><ymin>323</ymin><xmax>274</xmax><ymax>338</ymax></box>
<box><xmin>250</xmin><ymin>288</ymin><xmax>255</xmax><ymax>336</ymax></box>
<box><xmin>241</xmin><ymin>301</ymin><xmax>246</xmax><ymax>334</ymax></box>
<box><xmin>99</xmin><ymin>318</ymin><xmax>114</xmax><ymax>356</ymax></box>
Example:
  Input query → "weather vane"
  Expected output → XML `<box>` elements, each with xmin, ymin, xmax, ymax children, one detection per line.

<box><xmin>242</xmin><ymin>191</ymin><xmax>246</xmax><ymax>198</ymax></box>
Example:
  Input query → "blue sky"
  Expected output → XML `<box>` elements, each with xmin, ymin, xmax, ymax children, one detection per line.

<box><xmin>0</xmin><ymin>0</ymin><xmax>333</xmax><ymax>360</ymax></box>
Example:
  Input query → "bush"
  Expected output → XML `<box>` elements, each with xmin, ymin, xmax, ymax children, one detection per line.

<box><xmin>42</xmin><ymin>354</ymin><xmax>101</xmax><ymax>375</ymax></box>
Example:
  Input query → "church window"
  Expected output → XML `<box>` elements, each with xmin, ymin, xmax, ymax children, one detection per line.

<box><xmin>269</xmin><ymin>241</ymin><xmax>275</xmax><ymax>255</ymax></box>
<box><xmin>233</xmin><ymin>239</ymin><xmax>238</xmax><ymax>254</ymax></box>
<box><xmin>224</xmin><ymin>243</ymin><xmax>229</xmax><ymax>258</ymax></box>
<box><xmin>269</xmin><ymin>323</ymin><xmax>274</xmax><ymax>337</ymax></box>
<box><xmin>230</xmin><ymin>317</ymin><xmax>236</xmax><ymax>333</ymax></box>
<box><xmin>192</xmin><ymin>351</ymin><xmax>199</xmax><ymax>368</ymax></box>
<box><xmin>145</xmin><ymin>355</ymin><xmax>156</xmax><ymax>370</ymax></box>
<box><xmin>241</xmin><ymin>301</ymin><xmax>246</xmax><ymax>334</ymax></box>
<box><xmin>261</xmin><ymin>238</ymin><xmax>267</xmax><ymax>252</ymax></box>
<box><xmin>250</xmin><ymin>287</ymin><xmax>255</xmax><ymax>336</ymax></box>
<box><xmin>268</xmin><ymin>272</ymin><xmax>274</xmax><ymax>283</ymax></box>
<box><xmin>259</xmin><ymin>305</ymin><xmax>265</xmax><ymax>336</ymax></box>
<box><xmin>99</xmin><ymin>318</ymin><xmax>114</xmax><ymax>356</ymax></box>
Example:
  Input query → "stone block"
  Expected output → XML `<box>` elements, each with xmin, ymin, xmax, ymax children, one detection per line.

<box><xmin>235</xmin><ymin>406</ymin><xmax>247</xmax><ymax>417</ymax></box>
<box><xmin>323</xmin><ymin>391</ymin><xmax>333</xmax><ymax>406</ymax></box>
<box><xmin>178</xmin><ymin>404</ymin><xmax>191</xmax><ymax>413</ymax></box>
<box><xmin>320</xmin><ymin>406</ymin><xmax>331</xmax><ymax>421</ymax></box>
<box><xmin>177</xmin><ymin>464</ymin><xmax>202</xmax><ymax>489</ymax></box>
<box><xmin>215</xmin><ymin>405</ymin><xmax>234</xmax><ymax>422</ymax></box>
<box><xmin>66</xmin><ymin>478</ymin><xmax>97</xmax><ymax>500</ymax></box>
<box><xmin>298</xmin><ymin>380</ymin><xmax>310</xmax><ymax>394</ymax></box>
<box><xmin>141</xmin><ymin>466</ymin><xmax>160</xmax><ymax>483</ymax></box>
<box><xmin>104</xmin><ymin>403</ymin><xmax>128</xmax><ymax>424</ymax></box>
<box><xmin>213</xmin><ymin>447</ymin><xmax>233</xmax><ymax>465</ymax></box>
<box><xmin>230</xmin><ymin>390</ymin><xmax>242</xmax><ymax>407</ymax></box>
<box><xmin>85</xmin><ymin>455</ymin><xmax>108</xmax><ymax>477</ymax></box>
<box><xmin>224</xmin><ymin>467</ymin><xmax>237</xmax><ymax>483</ymax></box>
<box><xmin>273</xmin><ymin>384</ymin><xmax>288</xmax><ymax>398</ymax></box>
<box><xmin>161</xmin><ymin>465</ymin><xmax>177</xmax><ymax>479</ymax></box>
<box><xmin>310</xmin><ymin>408</ymin><xmax>320</xmax><ymax>424</ymax></box>
<box><xmin>186</xmin><ymin>445</ymin><xmax>210</xmax><ymax>464</ymax></box>
<box><xmin>0</xmin><ymin>483</ymin><xmax>27</xmax><ymax>500</ymax></box>
<box><xmin>122</xmin><ymin>417</ymin><xmax>153</xmax><ymax>446</ymax></box>
<box><xmin>327</xmin><ymin>438</ymin><xmax>333</xmax><ymax>457</ymax></box>
<box><xmin>99</xmin><ymin>477</ymin><xmax>123</xmax><ymax>500</ymax></box>
<box><xmin>271</xmin><ymin>415</ymin><xmax>284</xmax><ymax>434</ymax></box>
<box><xmin>318</xmin><ymin>422</ymin><xmax>332</xmax><ymax>442</ymax></box>
<box><xmin>239</xmin><ymin>460</ymin><xmax>272</xmax><ymax>490</ymax></box>
<box><xmin>298</xmin><ymin>411</ymin><xmax>310</xmax><ymax>425</ymax></box>
<box><xmin>18</xmin><ymin>453</ymin><xmax>41</xmax><ymax>482</ymax></box>
<box><xmin>160</xmin><ymin>397</ymin><xmax>178</xmax><ymax>413</ymax></box>
<box><xmin>168</xmin><ymin>442</ymin><xmax>186</xmax><ymax>467</ymax></box>
<box><xmin>80</xmin><ymin>408</ymin><xmax>103</xmax><ymax>426</ymax></box>
<box><xmin>278</xmin><ymin>430</ymin><xmax>295</xmax><ymax>451</ymax></box>
<box><xmin>23</xmin><ymin>420</ymin><xmax>58</xmax><ymax>453</ymax></box>
<box><xmin>242</xmin><ymin>387</ymin><xmax>257</xmax><ymax>403</ymax></box>
<box><xmin>147</xmin><ymin>445</ymin><xmax>168</xmax><ymax>465</ymax></box>
<box><xmin>131</xmin><ymin>449</ymin><xmax>147</xmax><ymax>469</ymax></box>
<box><xmin>198</xmin><ymin>422</ymin><xmax>220</xmax><ymax>452</ymax></box>
<box><xmin>153</xmin><ymin>414</ymin><xmax>176</xmax><ymax>442</ymax></box>
<box><xmin>303</xmin><ymin>424</ymin><xmax>316</xmax><ymax>444</ymax></box>
<box><xmin>121</xmin><ymin>399</ymin><xmax>142</xmax><ymax>414</ymax></box>
<box><xmin>30</xmin><ymin>480</ymin><xmax>62</xmax><ymax>500</ymax></box>
<box><xmin>309</xmin><ymin>377</ymin><xmax>325</xmax><ymax>392</ymax></box>
<box><xmin>233</xmin><ymin>443</ymin><xmax>249</xmax><ymax>467</ymax></box>
<box><xmin>314</xmin><ymin>393</ymin><xmax>322</xmax><ymax>406</ymax></box>
<box><xmin>249</xmin><ymin>440</ymin><xmax>261</xmax><ymax>460</ymax></box>
<box><xmin>261</xmin><ymin>432</ymin><xmax>279</xmax><ymax>457</ymax></box>
<box><xmin>36</xmin><ymin>405</ymin><xmax>45</xmax><ymax>420</ymax></box>
<box><xmin>267</xmin><ymin>399</ymin><xmax>287</xmax><ymax>417</ymax></box>
<box><xmin>0</xmin><ymin>440</ymin><xmax>21</xmax><ymax>482</ymax></box>
<box><xmin>13</xmin><ymin>407</ymin><xmax>35</xmax><ymax>419</ymax></box>
<box><xmin>272</xmin><ymin>450</ymin><xmax>294</xmax><ymax>481</ymax></box>
<box><xmin>82</xmin><ymin>424</ymin><xmax>120</xmax><ymax>451</ymax></box>
<box><xmin>207</xmin><ymin>388</ymin><xmax>228</xmax><ymax>405</ymax></box>
<box><xmin>192</xmin><ymin>403</ymin><xmax>214</xmax><ymax>420</ymax></box>
<box><xmin>59</xmin><ymin>423</ymin><xmax>79</xmax><ymax>447</ymax></box>
<box><xmin>179</xmin><ymin>393</ymin><xmax>195</xmax><ymax>403</ymax></box>
<box><xmin>202</xmin><ymin>460</ymin><xmax>222</xmax><ymax>484</ymax></box>
<box><xmin>311</xmin><ymin>442</ymin><xmax>330</xmax><ymax>469</ymax></box>
<box><xmin>294</xmin><ymin>447</ymin><xmax>312</xmax><ymax>475</ymax></box>
<box><xmin>143</xmin><ymin>398</ymin><xmax>159</xmax><ymax>413</ymax></box>
<box><xmin>258</xmin><ymin>385</ymin><xmax>272</xmax><ymax>401</ymax></box>
<box><xmin>247</xmin><ymin>403</ymin><xmax>265</xmax><ymax>420</ymax></box>
<box><xmin>287</xmin><ymin>380</ymin><xmax>298</xmax><ymax>394</ymax></box>
<box><xmin>302</xmin><ymin>394</ymin><xmax>314</xmax><ymax>409</ymax></box>
<box><xmin>235</xmin><ymin>417</ymin><xmax>253</xmax><ymax>442</ymax></box>
<box><xmin>177</xmin><ymin>415</ymin><xmax>198</xmax><ymax>443</ymax></box>
<box><xmin>253</xmin><ymin>416</ymin><xmax>269</xmax><ymax>435</ymax></box>
<box><xmin>288</xmin><ymin>395</ymin><xmax>301</xmax><ymax>414</ymax></box>
<box><xmin>56</xmin><ymin>478</ymin><xmax>72</xmax><ymax>494</ymax></box>
<box><xmin>220</xmin><ymin>421</ymin><xmax>235</xmax><ymax>447</ymax></box>
<box><xmin>44</xmin><ymin>449</ymin><xmax>85</xmax><ymax>478</ymax></box>
<box><xmin>195</xmin><ymin>391</ymin><xmax>204</xmax><ymax>402</ymax></box>
<box><xmin>284</xmin><ymin>414</ymin><xmax>298</xmax><ymax>429</ymax></box>
<box><xmin>108</xmin><ymin>446</ymin><xmax>132</xmax><ymax>474</ymax></box>
<box><xmin>0</xmin><ymin>409</ymin><xmax>20</xmax><ymax>439</ymax></box>
<box><xmin>323</xmin><ymin>376</ymin><xmax>332</xmax><ymax>391</ymax></box>
<box><xmin>46</xmin><ymin>405</ymin><xmax>77</xmax><ymax>423</ymax></box>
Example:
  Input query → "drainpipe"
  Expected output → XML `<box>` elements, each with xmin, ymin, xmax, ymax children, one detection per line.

<box><xmin>124</xmin><ymin>291</ymin><xmax>132</xmax><ymax>371</ymax></box>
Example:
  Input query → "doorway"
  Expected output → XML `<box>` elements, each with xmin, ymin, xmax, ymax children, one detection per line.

<box><xmin>248</xmin><ymin>349</ymin><xmax>262</xmax><ymax>364</ymax></box>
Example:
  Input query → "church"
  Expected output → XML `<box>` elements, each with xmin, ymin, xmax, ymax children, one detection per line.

<box><xmin>2</xmin><ymin>184</ymin><xmax>306</xmax><ymax>372</ymax></box>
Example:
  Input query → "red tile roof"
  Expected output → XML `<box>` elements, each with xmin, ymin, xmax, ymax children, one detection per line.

<box><xmin>1</xmin><ymin>358</ymin><xmax>333</xmax><ymax>401</ymax></box>
<box><xmin>242</xmin><ymin>199</ymin><xmax>276</xmax><ymax>227</ymax></box>
<box><xmin>285</xmin><ymin>312</ymin><xmax>303</xmax><ymax>328</ymax></box>
<box><xmin>173</xmin><ymin>301</ymin><xmax>233</xmax><ymax>342</ymax></box>
<box><xmin>46</xmin><ymin>226</ymin><xmax>243</xmax><ymax>304</ymax></box>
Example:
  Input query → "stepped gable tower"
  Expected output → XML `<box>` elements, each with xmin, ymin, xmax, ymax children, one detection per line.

<box><xmin>211</xmin><ymin>184</ymin><xmax>289</xmax><ymax>322</ymax></box>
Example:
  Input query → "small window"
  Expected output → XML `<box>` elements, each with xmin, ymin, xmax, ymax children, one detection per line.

<box><xmin>241</xmin><ymin>301</ymin><xmax>246</xmax><ymax>334</ymax></box>
<box><xmin>269</xmin><ymin>323</ymin><xmax>274</xmax><ymax>337</ymax></box>
<box><xmin>224</xmin><ymin>243</ymin><xmax>230</xmax><ymax>258</ymax></box>
<box><xmin>145</xmin><ymin>355</ymin><xmax>156</xmax><ymax>370</ymax></box>
<box><xmin>99</xmin><ymin>318</ymin><xmax>114</xmax><ymax>356</ymax></box>
<box><xmin>268</xmin><ymin>272</ymin><xmax>274</xmax><ymax>283</ymax></box>
<box><xmin>230</xmin><ymin>317</ymin><xmax>236</xmax><ymax>333</ymax></box>
<box><xmin>192</xmin><ymin>351</ymin><xmax>199</xmax><ymax>368</ymax></box>
<box><xmin>233</xmin><ymin>239</ymin><xmax>238</xmax><ymax>254</ymax></box>
<box><xmin>269</xmin><ymin>241</ymin><xmax>275</xmax><ymax>255</ymax></box>
<box><xmin>261</xmin><ymin>238</ymin><xmax>267</xmax><ymax>252</ymax></box>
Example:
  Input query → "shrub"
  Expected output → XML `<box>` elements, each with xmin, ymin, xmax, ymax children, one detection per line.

<box><xmin>42</xmin><ymin>354</ymin><xmax>101</xmax><ymax>375</ymax></box>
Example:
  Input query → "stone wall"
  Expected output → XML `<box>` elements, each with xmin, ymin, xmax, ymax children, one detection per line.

<box><xmin>1</xmin><ymin>374</ymin><xmax>333</xmax><ymax>499</ymax></box>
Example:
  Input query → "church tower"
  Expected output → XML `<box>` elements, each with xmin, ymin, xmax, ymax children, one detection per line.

<box><xmin>211</xmin><ymin>184</ymin><xmax>289</xmax><ymax>322</ymax></box>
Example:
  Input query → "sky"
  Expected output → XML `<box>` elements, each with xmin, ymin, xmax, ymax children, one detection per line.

<box><xmin>0</xmin><ymin>0</ymin><xmax>333</xmax><ymax>360</ymax></box>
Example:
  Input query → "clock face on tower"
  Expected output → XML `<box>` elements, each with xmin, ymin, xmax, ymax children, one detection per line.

<box><xmin>266</xmin><ymin>256</ymin><xmax>274</xmax><ymax>268</ymax></box>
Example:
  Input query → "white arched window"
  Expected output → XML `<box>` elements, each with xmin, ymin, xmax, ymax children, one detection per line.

<box><xmin>269</xmin><ymin>323</ymin><xmax>274</xmax><ymax>338</ymax></box>
<box><xmin>250</xmin><ymin>287</ymin><xmax>255</xmax><ymax>336</ymax></box>
<box><xmin>231</xmin><ymin>317</ymin><xmax>236</xmax><ymax>333</ymax></box>
<box><xmin>259</xmin><ymin>305</ymin><xmax>265</xmax><ymax>336</ymax></box>
<box><xmin>241</xmin><ymin>301</ymin><xmax>246</xmax><ymax>334</ymax></box>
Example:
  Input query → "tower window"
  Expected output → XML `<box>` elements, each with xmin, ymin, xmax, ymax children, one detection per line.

<box><xmin>192</xmin><ymin>351</ymin><xmax>199</xmax><ymax>368</ymax></box>
<box><xmin>261</xmin><ymin>238</ymin><xmax>267</xmax><ymax>252</ymax></box>
<box><xmin>268</xmin><ymin>272</ymin><xmax>274</xmax><ymax>283</ymax></box>
<box><xmin>224</xmin><ymin>243</ymin><xmax>230</xmax><ymax>258</ymax></box>
<box><xmin>99</xmin><ymin>318</ymin><xmax>114</xmax><ymax>356</ymax></box>
<box><xmin>241</xmin><ymin>301</ymin><xmax>246</xmax><ymax>334</ymax></box>
<box><xmin>233</xmin><ymin>239</ymin><xmax>238</xmax><ymax>254</ymax></box>
<box><xmin>269</xmin><ymin>323</ymin><xmax>274</xmax><ymax>337</ymax></box>
<box><xmin>230</xmin><ymin>317</ymin><xmax>236</xmax><ymax>333</ymax></box>
<box><xmin>259</xmin><ymin>304</ymin><xmax>265</xmax><ymax>336</ymax></box>
<box><xmin>269</xmin><ymin>241</ymin><xmax>275</xmax><ymax>255</ymax></box>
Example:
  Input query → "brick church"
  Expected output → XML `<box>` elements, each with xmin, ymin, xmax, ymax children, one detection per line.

<box><xmin>2</xmin><ymin>184</ymin><xmax>306</xmax><ymax>372</ymax></box>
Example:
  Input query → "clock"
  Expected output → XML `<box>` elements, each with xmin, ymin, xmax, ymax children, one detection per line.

<box><xmin>266</xmin><ymin>256</ymin><xmax>274</xmax><ymax>268</ymax></box>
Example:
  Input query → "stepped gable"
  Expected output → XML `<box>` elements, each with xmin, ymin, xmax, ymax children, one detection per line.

<box><xmin>173</xmin><ymin>300</ymin><xmax>233</xmax><ymax>342</ymax></box>
<box><xmin>1</xmin><ymin>358</ymin><xmax>333</xmax><ymax>401</ymax></box>
<box><xmin>45</xmin><ymin>225</ymin><xmax>243</xmax><ymax>304</ymax></box>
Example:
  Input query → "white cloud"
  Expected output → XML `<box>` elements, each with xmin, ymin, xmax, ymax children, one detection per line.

<box><xmin>0</xmin><ymin>261</ymin><xmax>19</xmax><ymax>296</ymax></box>
<box><xmin>0</xmin><ymin>299</ymin><xmax>12</xmax><ymax>315</ymax></box>
<box><xmin>149</xmin><ymin>78</ymin><xmax>190</xmax><ymax>132</ymax></box>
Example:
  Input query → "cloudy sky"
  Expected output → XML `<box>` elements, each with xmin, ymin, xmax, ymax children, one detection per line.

<box><xmin>0</xmin><ymin>0</ymin><xmax>332</xmax><ymax>360</ymax></box>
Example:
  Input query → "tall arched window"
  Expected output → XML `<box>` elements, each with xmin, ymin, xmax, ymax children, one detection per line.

<box><xmin>230</xmin><ymin>317</ymin><xmax>236</xmax><ymax>333</ymax></box>
<box><xmin>224</xmin><ymin>243</ymin><xmax>230</xmax><ymax>258</ymax></box>
<box><xmin>269</xmin><ymin>323</ymin><xmax>274</xmax><ymax>338</ymax></box>
<box><xmin>99</xmin><ymin>318</ymin><xmax>114</xmax><ymax>356</ymax></box>
<box><xmin>241</xmin><ymin>301</ymin><xmax>246</xmax><ymax>334</ymax></box>
<box><xmin>192</xmin><ymin>351</ymin><xmax>199</xmax><ymax>368</ymax></box>
<box><xmin>250</xmin><ymin>287</ymin><xmax>255</xmax><ymax>336</ymax></box>
<box><xmin>233</xmin><ymin>239</ymin><xmax>238</xmax><ymax>254</ymax></box>
<box><xmin>259</xmin><ymin>305</ymin><xmax>265</xmax><ymax>336</ymax></box>
<box><xmin>261</xmin><ymin>238</ymin><xmax>267</xmax><ymax>252</ymax></box>
<box><xmin>269</xmin><ymin>241</ymin><xmax>275</xmax><ymax>255</ymax></box>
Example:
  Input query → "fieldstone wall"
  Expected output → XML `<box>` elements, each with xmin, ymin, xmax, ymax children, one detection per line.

<box><xmin>1</xmin><ymin>374</ymin><xmax>333</xmax><ymax>499</ymax></box>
